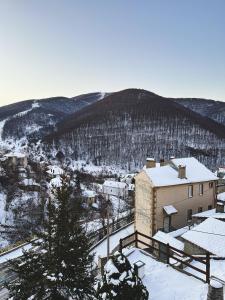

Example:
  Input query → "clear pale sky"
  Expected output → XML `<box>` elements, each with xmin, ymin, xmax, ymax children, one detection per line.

<box><xmin>0</xmin><ymin>0</ymin><xmax>225</xmax><ymax>106</ymax></box>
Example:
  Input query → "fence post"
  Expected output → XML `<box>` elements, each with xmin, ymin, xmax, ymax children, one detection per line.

<box><xmin>135</xmin><ymin>230</ymin><xmax>138</xmax><ymax>248</ymax></box>
<box><xmin>119</xmin><ymin>238</ymin><xmax>122</xmax><ymax>253</ymax></box>
<box><xmin>166</xmin><ymin>243</ymin><xmax>170</xmax><ymax>265</ymax></box>
<box><xmin>206</xmin><ymin>252</ymin><xmax>210</xmax><ymax>284</ymax></box>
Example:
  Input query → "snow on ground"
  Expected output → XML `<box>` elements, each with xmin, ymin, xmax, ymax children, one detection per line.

<box><xmin>124</xmin><ymin>248</ymin><xmax>208</xmax><ymax>300</ymax></box>
<box><xmin>0</xmin><ymin>100</ymin><xmax>41</xmax><ymax>153</ymax></box>
<box><xmin>91</xmin><ymin>224</ymin><xmax>134</xmax><ymax>264</ymax></box>
<box><xmin>0</xmin><ymin>192</ymin><xmax>6</xmax><ymax>224</ymax></box>
<box><xmin>109</xmin><ymin>195</ymin><xmax>127</xmax><ymax>214</ymax></box>
<box><xmin>69</xmin><ymin>160</ymin><xmax>127</xmax><ymax>176</ymax></box>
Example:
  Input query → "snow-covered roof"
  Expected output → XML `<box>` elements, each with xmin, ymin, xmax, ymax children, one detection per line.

<box><xmin>21</xmin><ymin>178</ymin><xmax>40</xmax><ymax>186</ymax></box>
<box><xmin>163</xmin><ymin>205</ymin><xmax>178</xmax><ymax>215</ymax></box>
<box><xmin>217</xmin><ymin>192</ymin><xmax>225</xmax><ymax>202</ymax></box>
<box><xmin>182</xmin><ymin>218</ymin><xmax>225</xmax><ymax>256</ymax></box>
<box><xmin>103</xmin><ymin>180</ymin><xmax>127</xmax><ymax>189</ymax></box>
<box><xmin>47</xmin><ymin>165</ymin><xmax>64</xmax><ymax>176</ymax></box>
<box><xmin>192</xmin><ymin>208</ymin><xmax>225</xmax><ymax>219</ymax></box>
<box><xmin>144</xmin><ymin>157</ymin><xmax>217</xmax><ymax>187</ymax></box>
<box><xmin>146</xmin><ymin>157</ymin><xmax>155</xmax><ymax>161</ymax></box>
<box><xmin>4</xmin><ymin>152</ymin><xmax>26</xmax><ymax>158</ymax></box>
<box><xmin>49</xmin><ymin>175</ymin><xmax>62</xmax><ymax>188</ymax></box>
<box><xmin>168</xmin><ymin>226</ymin><xmax>189</xmax><ymax>238</ymax></box>
<box><xmin>153</xmin><ymin>231</ymin><xmax>184</xmax><ymax>251</ymax></box>
<box><xmin>82</xmin><ymin>190</ymin><xmax>97</xmax><ymax>198</ymax></box>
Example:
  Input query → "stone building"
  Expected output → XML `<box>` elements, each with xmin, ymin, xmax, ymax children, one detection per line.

<box><xmin>135</xmin><ymin>157</ymin><xmax>218</xmax><ymax>238</ymax></box>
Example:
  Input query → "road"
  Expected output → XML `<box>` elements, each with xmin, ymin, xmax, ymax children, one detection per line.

<box><xmin>0</xmin><ymin>217</ymin><xmax>134</xmax><ymax>297</ymax></box>
<box><xmin>0</xmin><ymin>287</ymin><xmax>8</xmax><ymax>299</ymax></box>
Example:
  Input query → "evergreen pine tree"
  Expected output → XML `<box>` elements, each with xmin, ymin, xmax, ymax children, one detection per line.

<box><xmin>8</xmin><ymin>176</ymin><xmax>96</xmax><ymax>300</ymax></box>
<box><xmin>96</xmin><ymin>252</ymin><xmax>149</xmax><ymax>300</ymax></box>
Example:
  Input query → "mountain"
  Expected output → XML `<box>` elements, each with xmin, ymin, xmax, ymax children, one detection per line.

<box><xmin>174</xmin><ymin>98</ymin><xmax>225</xmax><ymax>126</ymax></box>
<box><xmin>44</xmin><ymin>89</ymin><xmax>225</xmax><ymax>170</ymax></box>
<box><xmin>0</xmin><ymin>92</ymin><xmax>107</xmax><ymax>151</ymax></box>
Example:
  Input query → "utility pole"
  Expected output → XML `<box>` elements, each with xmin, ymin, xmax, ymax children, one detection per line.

<box><xmin>106</xmin><ymin>194</ymin><xmax>110</xmax><ymax>261</ymax></box>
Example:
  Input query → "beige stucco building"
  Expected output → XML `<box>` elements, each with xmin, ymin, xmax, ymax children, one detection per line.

<box><xmin>135</xmin><ymin>157</ymin><xmax>218</xmax><ymax>238</ymax></box>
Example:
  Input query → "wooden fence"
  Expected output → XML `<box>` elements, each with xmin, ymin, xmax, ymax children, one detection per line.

<box><xmin>119</xmin><ymin>230</ymin><xmax>210</xmax><ymax>283</ymax></box>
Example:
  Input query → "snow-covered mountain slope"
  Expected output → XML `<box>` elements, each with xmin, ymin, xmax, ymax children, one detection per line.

<box><xmin>0</xmin><ymin>92</ymin><xmax>107</xmax><ymax>152</ymax></box>
<box><xmin>45</xmin><ymin>89</ymin><xmax>225</xmax><ymax>170</ymax></box>
<box><xmin>174</xmin><ymin>98</ymin><xmax>225</xmax><ymax>127</ymax></box>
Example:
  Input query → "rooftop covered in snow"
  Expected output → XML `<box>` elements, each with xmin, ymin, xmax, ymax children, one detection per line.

<box><xmin>82</xmin><ymin>190</ymin><xmax>97</xmax><ymax>198</ymax></box>
<box><xmin>47</xmin><ymin>165</ymin><xmax>64</xmax><ymax>176</ymax></box>
<box><xmin>163</xmin><ymin>205</ymin><xmax>178</xmax><ymax>215</ymax></box>
<box><xmin>103</xmin><ymin>180</ymin><xmax>127</xmax><ymax>189</ymax></box>
<box><xmin>153</xmin><ymin>231</ymin><xmax>184</xmax><ymax>251</ymax></box>
<box><xmin>181</xmin><ymin>218</ymin><xmax>225</xmax><ymax>257</ymax></box>
<box><xmin>4</xmin><ymin>152</ymin><xmax>26</xmax><ymax>158</ymax></box>
<box><xmin>192</xmin><ymin>208</ymin><xmax>225</xmax><ymax>220</ymax></box>
<box><xmin>144</xmin><ymin>157</ymin><xmax>217</xmax><ymax>187</ymax></box>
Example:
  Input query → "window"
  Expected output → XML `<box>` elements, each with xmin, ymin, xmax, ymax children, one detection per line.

<box><xmin>208</xmin><ymin>205</ymin><xmax>212</xmax><ymax>210</ymax></box>
<box><xmin>187</xmin><ymin>209</ymin><xmax>192</xmax><ymax>220</ymax></box>
<box><xmin>198</xmin><ymin>207</ymin><xmax>203</xmax><ymax>213</ymax></box>
<box><xmin>209</xmin><ymin>182</ymin><xmax>214</xmax><ymax>189</ymax></box>
<box><xmin>199</xmin><ymin>183</ymin><xmax>203</xmax><ymax>195</ymax></box>
<box><xmin>188</xmin><ymin>185</ymin><xmax>193</xmax><ymax>198</ymax></box>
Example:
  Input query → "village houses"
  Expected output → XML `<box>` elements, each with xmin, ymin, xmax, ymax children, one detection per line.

<box><xmin>135</xmin><ymin>157</ymin><xmax>218</xmax><ymax>237</ymax></box>
<box><xmin>102</xmin><ymin>180</ymin><xmax>128</xmax><ymax>198</ymax></box>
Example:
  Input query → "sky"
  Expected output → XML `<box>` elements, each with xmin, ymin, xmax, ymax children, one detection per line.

<box><xmin>0</xmin><ymin>0</ymin><xmax>225</xmax><ymax>106</ymax></box>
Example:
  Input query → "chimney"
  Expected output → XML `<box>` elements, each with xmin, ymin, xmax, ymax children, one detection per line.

<box><xmin>178</xmin><ymin>165</ymin><xmax>186</xmax><ymax>179</ymax></box>
<box><xmin>146</xmin><ymin>158</ymin><xmax>156</xmax><ymax>168</ymax></box>
<box><xmin>160</xmin><ymin>158</ymin><xmax>166</xmax><ymax>167</ymax></box>
<box><xmin>216</xmin><ymin>201</ymin><xmax>225</xmax><ymax>213</ymax></box>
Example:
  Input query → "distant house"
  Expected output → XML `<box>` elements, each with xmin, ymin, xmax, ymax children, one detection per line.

<box><xmin>19</xmin><ymin>178</ymin><xmax>40</xmax><ymax>192</ymax></box>
<box><xmin>4</xmin><ymin>152</ymin><xmax>28</xmax><ymax>169</ymax></box>
<box><xmin>46</xmin><ymin>165</ymin><xmax>64</xmax><ymax>176</ymax></box>
<box><xmin>216</xmin><ymin>167</ymin><xmax>225</xmax><ymax>193</ymax></box>
<box><xmin>102</xmin><ymin>180</ymin><xmax>128</xmax><ymax>198</ymax></box>
<box><xmin>82</xmin><ymin>190</ymin><xmax>97</xmax><ymax>206</ymax></box>
<box><xmin>135</xmin><ymin>157</ymin><xmax>218</xmax><ymax>238</ymax></box>
<box><xmin>181</xmin><ymin>217</ymin><xmax>225</xmax><ymax>257</ymax></box>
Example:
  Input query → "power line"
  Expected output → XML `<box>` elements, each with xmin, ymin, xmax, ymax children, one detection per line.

<box><xmin>189</xmin><ymin>228</ymin><xmax>225</xmax><ymax>238</ymax></box>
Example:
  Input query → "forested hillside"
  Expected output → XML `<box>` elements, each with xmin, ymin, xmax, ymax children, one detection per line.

<box><xmin>0</xmin><ymin>92</ymin><xmax>106</xmax><ymax>147</ymax></box>
<box><xmin>45</xmin><ymin>89</ymin><xmax>225</xmax><ymax>170</ymax></box>
<box><xmin>174</xmin><ymin>98</ymin><xmax>225</xmax><ymax>127</ymax></box>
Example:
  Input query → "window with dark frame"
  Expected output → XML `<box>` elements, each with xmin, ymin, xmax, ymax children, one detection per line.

<box><xmin>209</xmin><ymin>182</ymin><xmax>213</xmax><ymax>188</ymax></box>
<box><xmin>188</xmin><ymin>185</ymin><xmax>193</xmax><ymax>198</ymax></box>
<box><xmin>187</xmin><ymin>209</ymin><xmax>192</xmax><ymax>220</ymax></box>
<box><xmin>198</xmin><ymin>207</ymin><xmax>203</xmax><ymax>213</ymax></box>
<box><xmin>199</xmin><ymin>183</ymin><xmax>203</xmax><ymax>195</ymax></box>
<box><xmin>208</xmin><ymin>205</ymin><xmax>212</xmax><ymax>210</ymax></box>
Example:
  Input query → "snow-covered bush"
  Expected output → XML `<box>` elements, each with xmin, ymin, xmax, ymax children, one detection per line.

<box><xmin>96</xmin><ymin>252</ymin><xmax>149</xmax><ymax>300</ymax></box>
